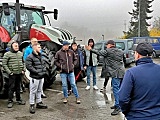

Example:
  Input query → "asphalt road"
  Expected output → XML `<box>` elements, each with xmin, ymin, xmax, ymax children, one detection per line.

<box><xmin>0</xmin><ymin>58</ymin><xmax>159</xmax><ymax>120</ymax></box>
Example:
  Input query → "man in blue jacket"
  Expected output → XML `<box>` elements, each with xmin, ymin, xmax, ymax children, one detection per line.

<box><xmin>119</xmin><ymin>42</ymin><xmax>160</xmax><ymax>120</ymax></box>
<box><xmin>23</xmin><ymin>38</ymin><xmax>46</xmax><ymax>98</ymax></box>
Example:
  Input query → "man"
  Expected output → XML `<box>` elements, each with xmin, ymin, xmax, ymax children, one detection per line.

<box><xmin>23</xmin><ymin>38</ymin><xmax>46</xmax><ymax>98</ymax></box>
<box><xmin>85</xmin><ymin>39</ymin><xmax>98</xmax><ymax>90</ymax></box>
<box><xmin>54</xmin><ymin>41</ymin><xmax>80</xmax><ymax>104</ymax></box>
<box><xmin>119</xmin><ymin>42</ymin><xmax>160</xmax><ymax>120</ymax></box>
<box><xmin>85</xmin><ymin>40</ymin><xmax>125</xmax><ymax>115</ymax></box>
<box><xmin>67</xmin><ymin>42</ymin><xmax>86</xmax><ymax>95</ymax></box>
<box><xmin>2</xmin><ymin>41</ymin><xmax>26</xmax><ymax>108</ymax></box>
<box><xmin>25</xmin><ymin>43</ymin><xmax>47</xmax><ymax>114</ymax></box>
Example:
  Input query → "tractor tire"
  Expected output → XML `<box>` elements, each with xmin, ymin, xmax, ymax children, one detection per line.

<box><xmin>0</xmin><ymin>66</ymin><xmax>9</xmax><ymax>99</ymax></box>
<box><xmin>42</xmin><ymin>47</ymin><xmax>57</xmax><ymax>89</ymax></box>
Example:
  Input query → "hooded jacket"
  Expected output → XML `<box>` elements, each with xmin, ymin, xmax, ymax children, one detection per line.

<box><xmin>2</xmin><ymin>41</ymin><xmax>25</xmax><ymax>75</ymax></box>
<box><xmin>85</xmin><ymin>39</ymin><xmax>98</xmax><ymax>66</ymax></box>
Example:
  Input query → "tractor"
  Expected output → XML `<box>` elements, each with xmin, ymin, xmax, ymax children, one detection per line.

<box><xmin>0</xmin><ymin>0</ymin><xmax>73</xmax><ymax>98</ymax></box>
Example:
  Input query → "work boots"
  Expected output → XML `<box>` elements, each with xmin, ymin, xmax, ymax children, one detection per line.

<box><xmin>30</xmin><ymin>104</ymin><xmax>35</xmax><ymax>114</ymax></box>
<box><xmin>36</xmin><ymin>102</ymin><xmax>48</xmax><ymax>109</ymax></box>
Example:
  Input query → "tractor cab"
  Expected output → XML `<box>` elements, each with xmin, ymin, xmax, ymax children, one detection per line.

<box><xmin>0</xmin><ymin>2</ymin><xmax>57</xmax><ymax>42</ymax></box>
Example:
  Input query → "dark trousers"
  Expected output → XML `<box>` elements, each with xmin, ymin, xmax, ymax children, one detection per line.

<box><xmin>8</xmin><ymin>74</ymin><xmax>21</xmax><ymax>102</ymax></box>
<box><xmin>103</xmin><ymin>76</ymin><xmax>109</xmax><ymax>87</ymax></box>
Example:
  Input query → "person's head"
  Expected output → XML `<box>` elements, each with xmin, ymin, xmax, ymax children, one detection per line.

<box><xmin>31</xmin><ymin>38</ymin><xmax>38</xmax><ymax>46</ymax></box>
<box><xmin>11</xmin><ymin>42</ymin><xmax>19</xmax><ymax>52</ymax></box>
<box><xmin>62</xmin><ymin>41</ymin><xmax>70</xmax><ymax>50</ymax></box>
<box><xmin>88</xmin><ymin>39</ymin><xmax>94</xmax><ymax>48</ymax></box>
<box><xmin>71</xmin><ymin>42</ymin><xmax>78</xmax><ymax>51</ymax></box>
<box><xmin>32</xmin><ymin>43</ymin><xmax>41</xmax><ymax>54</ymax></box>
<box><xmin>106</xmin><ymin>40</ymin><xmax>115</xmax><ymax>48</ymax></box>
<box><xmin>134</xmin><ymin>42</ymin><xmax>153</xmax><ymax>61</ymax></box>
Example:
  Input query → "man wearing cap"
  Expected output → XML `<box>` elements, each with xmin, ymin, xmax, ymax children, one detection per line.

<box><xmin>85</xmin><ymin>40</ymin><xmax>125</xmax><ymax>115</ymax></box>
<box><xmin>119</xmin><ymin>42</ymin><xmax>160</xmax><ymax>120</ymax></box>
<box><xmin>54</xmin><ymin>41</ymin><xmax>80</xmax><ymax>104</ymax></box>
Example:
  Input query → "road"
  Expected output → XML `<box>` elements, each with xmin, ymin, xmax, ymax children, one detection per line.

<box><xmin>0</xmin><ymin>58</ymin><xmax>159</xmax><ymax>120</ymax></box>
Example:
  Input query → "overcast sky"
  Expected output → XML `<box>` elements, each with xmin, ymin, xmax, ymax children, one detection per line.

<box><xmin>1</xmin><ymin>0</ymin><xmax>160</xmax><ymax>43</ymax></box>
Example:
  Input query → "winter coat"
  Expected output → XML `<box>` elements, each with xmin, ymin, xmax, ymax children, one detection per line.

<box><xmin>23</xmin><ymin>45</ymin><xmax>33</xmax><ymax>60</ymax></box>
<box><xmin>74</xmin><ymin>49</ymin><xmax>85</xmax><ymax>70</ymax></box>
<box><xmin>2</xmin><ymin>41</ymin><xmax>25</xmax><ymax>75</ymax></box>
<box><xmin>54</xmin><ymin>49</ymin><xmax>78</xmax><ymax>73</ymax></box>
<box><xmin>91</xmin><ymin>47</ymin><xmax>125</xmax><ymax>78</ymax></box>
<box><xmin>25</xmin><ymin>51</ymin><xmax>46</xmax><ymax>79</ymax></box>
<box><xmin>119</xmin><ymin>57</ymin><xmax>160</xmax><ymax>120</ymax></box>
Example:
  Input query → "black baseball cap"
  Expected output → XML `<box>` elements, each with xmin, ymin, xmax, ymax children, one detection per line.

<box><xmin>134</xmin><ymin>42</ymin><xmax>153</xmax><ymax>56</ymax></box>
<box><xmin>106</xmin><ymin>40</ymin><xmax>115</xmax><ymax>45</ymax></box>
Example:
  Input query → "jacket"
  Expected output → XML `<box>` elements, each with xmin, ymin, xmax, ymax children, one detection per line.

<box><xmin>2</xmin><ymin>41</ymin><xmax>25</xmax><ymax>75</ymax></box>
<box><xmin>25</xmin><ymin>51</ymin><xmax>46</xmax><ymax>79</ymax></box>
<box><xmin>85</xmin><ymin>49</ymin><xmax>98</xmax><ymax>66</ymax></box>
<box><xmin>91</xmin><ymin>47</ymin><xmax>125</xmax><ymax>78</ymax></box>
<box><xmin>23</xmin><ymin>45</ymin><xmax>33</xmax><ymax>60</ymax></box>
<box><xmin>54</xmin><ymin>49</ymin><xmax>78</xmax><ymax>73</ymax></box>
<box><xmin>119</xmin><ymin>57</ymin><xmax>160</xmax><ymax>120</ymax></box>
<box><xmin>74</xmin><ymin>49</ymin><xmax>85</xmax><ymax>70</ymax></box>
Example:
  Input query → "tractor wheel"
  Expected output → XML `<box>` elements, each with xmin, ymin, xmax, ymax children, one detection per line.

<box><xmin>42</xmin><ymin>47</ymin><xmax>57</xmax><ymax>89</ymax></box>
<box><xmin>0</xmin><ymin>66</ymin><xmax>3</xmax><ymax>92</ymax></box>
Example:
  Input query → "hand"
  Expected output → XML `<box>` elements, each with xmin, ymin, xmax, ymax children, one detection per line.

<box><xmin>10</xmin><ymin>73</ymin><xmax>13</xmax><ymax>76</ymax></box>
<box><xmin>85</xmin><ymin>45</ymin><xmax>92</xmax><ymax>51</ymax></box>
<box><xmin>22</xmin><ymin>71</ymin><xmax>25</xmax><ymax>74</ymax></box>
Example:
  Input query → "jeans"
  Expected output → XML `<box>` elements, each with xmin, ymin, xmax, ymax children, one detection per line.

<box><xmin>29</xmin><ymin>78</ymin><xmax>43</xmax><ymax>104</ymax></box>
<box><xmin>86</xmin><ymin>66</ymin><xmax>97</xmax><ymax>86</ymax></box>
<box><xmin>60</xmin><ymin>72</ymin><xmax>79</xmax><ymax>98</ymax></box>
<box><xmin>112</xmin><ymin>78</ymin><xmax>122</xmax><ymax>107</ymax></box>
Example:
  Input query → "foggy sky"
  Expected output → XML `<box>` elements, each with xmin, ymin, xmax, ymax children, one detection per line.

<box><xmin>1</xmin><ymin>0</ymin><xmax>160</xmax><ymax>44</ymax></box>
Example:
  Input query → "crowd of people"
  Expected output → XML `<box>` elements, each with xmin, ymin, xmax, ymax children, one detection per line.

<box><xmin>2</xmin><ymin>37</ymin><xmax>160</xmax><ymax>119</ymax></box>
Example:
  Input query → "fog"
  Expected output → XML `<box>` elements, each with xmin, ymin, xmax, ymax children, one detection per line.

<box><xmin>1</xmin><ymin>0</ymin><xmax>160</xmax><ymax>44</ymax></box>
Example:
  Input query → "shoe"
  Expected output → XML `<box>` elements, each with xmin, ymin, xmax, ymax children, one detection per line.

<box><xmin>85</xmin><ymin>86</ymin><xmax>90</xmax><ymax>90</ymax></box>
<box><xmin>111</xmin><ymin>107</ymin><xmax>121</xmax><ymax>116</ymax></box>
<box><xmin>63</xmin><ymin>98</ymin><xmax>68</xmax><ymax>104</ymax></box>
<box><xmin>8</xmin><ymin>102</ymin><xmax>13</xmax><ymax>108</ymax></box>
<box><xmin>41</xmin><ymin>94</ymin><xmax>47</xmax><ymax>98</ymax></box>
<box><xmin>68</xmin><ymin>90</ymin><xmax>72</xmax><ymax>96</ymax></box>
<box><xmin>100</xmin><ymin>87</ymin><xmax>106</xmax><ymax>92</ymax></box>
<box><xmin>17</xmin><ymin>100</ymin><xmax>26</xmax><ymax>105</ymax></box>
<box><xmin>30</xmin><ymin>104</ymin><xmax>35</xmax><ymax>114</ymax></box>
<box><xmin>93</xmin><ymin>85</ymin><xmax>99</xmax><ymax>90</ymax></box>
<box><xmin>36</xmin><ymin>102</ymin><xmax>48</xmax><ymax>109</ymax></box>
<box><xmin>76</xmin><ymin>98</ymin><xmax>81</xmax><ymax>104</ymax></box>
<box><xmin>110</xmin><ymin>105</ymin><xmax>116</xmax><ymax>109</ymax></box>
<box><xmin>20</xmin><ymin>89</ymin><xmax>23</xmax><ymax>94</ymax></box>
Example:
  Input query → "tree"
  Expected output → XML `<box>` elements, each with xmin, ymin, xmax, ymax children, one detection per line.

<box><xmin>126</xmin><ymin>0</ymin><xmax>154</xmax><ymax>38</ymax></box>
<box><xmin>149</xmin><ymin>17</ymin><xmax>160</xmax><ymax>36</ymax></box>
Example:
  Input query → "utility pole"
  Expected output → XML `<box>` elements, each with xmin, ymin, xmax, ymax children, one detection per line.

<box><xmin>138</xmin><ymin>0</ymin><xmax>141</xmax><ymax>37</ymax></box>
<box><xmin>124</xmin><ymin>20</ymin><xmax>127</xmax><ymax>32</ymax></box>
<box><xmin>102</xmin><ymin>34</ymin><xmax>104</xmax><ymax>40</ymax></box>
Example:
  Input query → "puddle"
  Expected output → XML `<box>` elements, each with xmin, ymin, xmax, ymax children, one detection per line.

<box><xmin>96</xmin><ymin>100</ymin><xmax>106</xmax><ymax>108</ymax></box>
<box><xmin>15</xmin><ymin>116</ymin><xmax>32</xmax><ymax>120</ymax></box>
<box><xmin>54</xmin><ymin>102</ymin><xmax>87</xmax><ymax>119</ymax></box>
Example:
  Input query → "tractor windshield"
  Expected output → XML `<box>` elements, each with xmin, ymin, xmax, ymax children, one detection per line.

<box><xmin>0</xmin><ymin>7</ymin><xmax>44</xmax><ymax>38</ymax></box>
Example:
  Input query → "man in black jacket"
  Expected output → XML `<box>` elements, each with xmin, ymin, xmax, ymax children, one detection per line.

<box><xmin>25</xmin><ymin>43</ymin><xmax>47</xmax><ymax>114</ymax></box>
